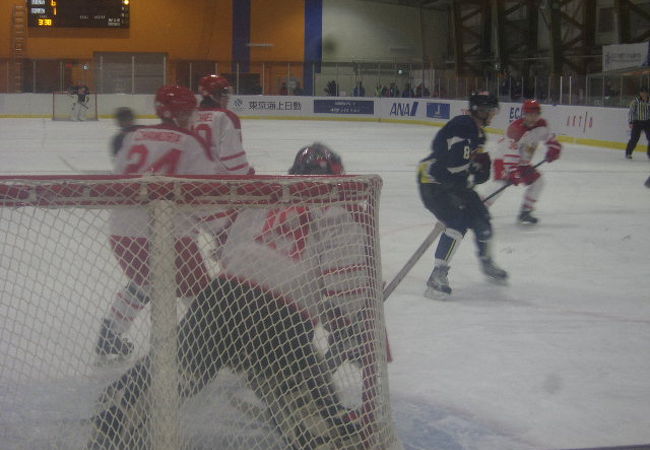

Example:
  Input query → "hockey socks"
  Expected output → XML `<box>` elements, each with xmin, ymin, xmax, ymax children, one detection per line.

<box><xmin>105</xmin><ymin>282</ymin><xmax>151</xmax><ymax>335</ymax></box>
<box><xmin>434</xmin><ymin>229</ymin><xmax>463</xmax><ymax>264</ymax></box>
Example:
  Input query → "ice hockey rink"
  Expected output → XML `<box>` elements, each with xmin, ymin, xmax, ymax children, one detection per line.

<box><xmin>0</xmin><ymin>116</ymin><xmax>649</xmax><ymax>450</ymax></box>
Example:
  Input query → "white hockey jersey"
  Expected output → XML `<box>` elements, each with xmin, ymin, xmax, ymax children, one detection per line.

<box><xmin>220</xmin><ymin>206</ymin><xmax>372</xmax><ymax>322</ymax></box>
<box><xmin>194</xmin><ymin>108</ymin><xmax>252</xmax><ymax>175</ymax></box>
<box><xmin>110</xmin><ymin>124</ymin><xmax>215</xmax><ymax>238</ymax></box>
<box><xmin>493</xmin><ymin>118</ymin><xmax>551</xmax><ymax>180</ymax></box>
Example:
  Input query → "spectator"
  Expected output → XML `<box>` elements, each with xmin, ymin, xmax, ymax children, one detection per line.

<box><xmin>279</xmin><ymin>82</ymin><xmax>288</xmax><ymax>95</ymax></box>
<box><xmin>402</xmin><ymin>83</ymin><xmax>415</xmax><ymax>98</ymax></box>
<box><xmin>415</xmin><ymin>83</ymin><xmax>430</xmax><ymax>98</ymax></box>
<box><xmin>499</xmin><ymin>71</ymin><xmax>511</xmax><ymax>98</ymax></box>
<box><xmin>511</xmin><ymin>77</ymin><xmax>522</xmax><ymax>101</ymax></box>
<box><xmin>324</xmin><ymin>80</ymin><xmax>338</xmax><ymax>96</ymax></box>
<box><xmin>353</xmin><ymin>81</ymin><xmax>366</xmax><ymax>97</ymax></box>
<box><xmin>388</xmin><ymin>82</ymin><xmax>400</xmax><ymax>97</ymax></box>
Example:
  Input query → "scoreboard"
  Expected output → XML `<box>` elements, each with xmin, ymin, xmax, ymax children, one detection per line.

<box><xmin>27</xmin><ymin>0</ymin><xmax>130</xmax><ymax>28</ymax></box>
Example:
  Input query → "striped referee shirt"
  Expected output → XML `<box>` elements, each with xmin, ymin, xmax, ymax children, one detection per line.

<box><xmin>628</xmin><ymin>95</ymin><xmax>650</xmax><ymax>122</ymax></box>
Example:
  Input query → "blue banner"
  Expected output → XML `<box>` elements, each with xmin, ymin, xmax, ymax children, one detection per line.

<box><xmin>426</xmin><ymin>102</ymin><xmax>450</xmax><ymax>120</ymax></box>
<box><xmin>314</xmin><ymin>99</ymin><xmax>374</xmax><ymax>114</ymax></box>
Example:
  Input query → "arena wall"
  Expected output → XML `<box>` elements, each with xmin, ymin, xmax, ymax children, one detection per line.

<box><xmin>1</xmin><ymin>0</ymin><xmax>434</xmax><ymax>64</ymax></box>
<box><xmin>1</xmin><ymin>0</ymin><xmax>233</xmax><ymax>61</ymax></box>
<box><xmin>0</xmin><ymin>93</ymin><xmax>636</xmax><ymax>151</ymax></box>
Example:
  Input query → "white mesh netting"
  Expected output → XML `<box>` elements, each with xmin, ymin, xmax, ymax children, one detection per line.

<box><xmin>0</xmin><ymin>175</ymin><xmax>401</xmax><ymax>450</ymax></box>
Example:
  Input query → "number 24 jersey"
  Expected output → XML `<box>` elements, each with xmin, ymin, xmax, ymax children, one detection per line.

<box><xmin>110</xmin><ymin>124</ymin><xmax>216</xmax><ymax>238</ymax></box>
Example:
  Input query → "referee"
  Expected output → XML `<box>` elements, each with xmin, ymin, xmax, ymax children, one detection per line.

<box><xmin>625</xmin><ymin>87</ymin><xmax>650</xmax><ymax>159</ymax></box>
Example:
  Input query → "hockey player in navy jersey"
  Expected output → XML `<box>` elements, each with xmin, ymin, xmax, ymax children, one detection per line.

<box><xmin>417</xmin><ymin>92</ymin><xmax>507</xmax><ymax>297</ymax></box>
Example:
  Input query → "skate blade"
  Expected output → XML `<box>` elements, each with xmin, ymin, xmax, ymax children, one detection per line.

<box><xmin>424</xmin><ymin>286</ymin><xmax>451</xmax><ymax>300</ymax></box>
<box><xmin>485</xmin><ymin>276</ymin><xmax>508</xmax><ymax>286</ymax></box>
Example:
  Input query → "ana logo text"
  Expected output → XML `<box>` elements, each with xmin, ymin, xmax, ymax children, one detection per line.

<box><xmin>390</xmin><ymin>102</ymin><xmax>419</xmax><ymax>117</ymax></box>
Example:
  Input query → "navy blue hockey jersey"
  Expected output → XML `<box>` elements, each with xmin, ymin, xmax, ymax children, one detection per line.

<box><xmin>418</xmin><ymin>114</ymin><xmax>485</xmax><ymax>187</ymax></box>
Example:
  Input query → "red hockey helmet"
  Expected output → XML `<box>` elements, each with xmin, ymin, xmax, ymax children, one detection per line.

<box><xmin>154</xmin><ymin>85</ymin><xmax>197</xmax><ymax>121</ymax></box>
<box><xmin>199</xmin><ymin>74</ymin><xmax>231</xmax><ymax>97</ymax></box>
<box><xmin>289</xmin><ymin>143</ymin><xmax>344</xmax><ymax>175</ymax></box>
<box><xmin>522</xmin><ymin>99</ymin><xmax>541</xmax><ymax>114</ymax></box>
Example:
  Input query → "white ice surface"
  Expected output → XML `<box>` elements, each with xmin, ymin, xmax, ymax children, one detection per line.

<box><xmin>0</xmin><ymin>117</ymin><xmax>649</xmax><ymax>450</ymax></box>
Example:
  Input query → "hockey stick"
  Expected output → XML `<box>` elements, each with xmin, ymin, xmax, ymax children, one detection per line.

<box><xmin>382</xmin><ymin>221</ymin><xmax>445</xmax><ymax>301</ymax></box>
<box><xmin>382</xmin><ymin>159</ymin><xmax>549</xmax><ymax>302</ymax></box>
<box><xmin>482</xmin><ymin>158</ymin><xmax>548</xmax><ymax>202</ymax></box>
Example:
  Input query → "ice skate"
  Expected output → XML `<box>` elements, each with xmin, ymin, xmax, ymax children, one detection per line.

<box><xmin>480</xmin><ymin>257</ymin><xmax>508</xmax><ymax>283</ymax></box>
<box><xmin>424</xmin><ymin>265</ymin><xmax>451</xmax><ymax>298</ymax></box>
<box><xmin>518</xmin><ymin>209</ymin><xmax>539</xmax><ymax>225</ymax></box>
<box><xmin>95</xmin><ymin>319</ymin><xmax>134</xmax><ymax>362</ymax></box>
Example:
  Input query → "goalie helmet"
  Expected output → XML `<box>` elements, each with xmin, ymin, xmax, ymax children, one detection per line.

<box><xmin>199</xmin><ymin>74</ymin><xmax>231</xmax><ymax>97</ymax></box>
<box><xmin>289</xmin><ymin>143</ymin><xmax>344</xmax><ymax>175</ymax></box>
<box><xmin>154</xmin><ymin>85</ymin><xmax>197</xmax><ymax>121</ymax></box>
<box><xmin>522</xmin><ymin>99</ymin><xmax>541</xmax><ymax>114</ymax></box>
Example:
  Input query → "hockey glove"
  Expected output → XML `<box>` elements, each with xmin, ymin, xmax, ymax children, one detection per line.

<box><xmin>469</xmin><ymin>152</ymin><xmax>491</xmax><ymax>184</ymax></box>
<box><xmin>507</xmin><ymin>168</ymin><xmax>522</xmax><ymax>186</ymax></box>
<box><xmin>517</xmin><ymin>164</ymin><xmax>541</xmax><ymax>185</ymax></box>
<box><xmin>545</xmin><ymin>137</ymin><xmax>562</xmax><ymax>162</ymax></box>
<box><xmin>493</xmin><ymin>158</ymin><xmax>507</xmax><ymax>181</ymax></box>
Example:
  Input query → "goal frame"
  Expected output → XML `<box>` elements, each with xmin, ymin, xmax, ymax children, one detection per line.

<box><xmin>52</xmin><ymin>90</ymin><xmax>99</xmax><ymax>121</ymax></box>
<box><xmin>0</xmin><ymin>174</ymin><xmax>401</xmax><ymax>450</ymax></box>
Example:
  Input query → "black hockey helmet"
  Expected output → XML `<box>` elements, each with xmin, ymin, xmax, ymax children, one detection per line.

<box><xmin>115</xmin><ymin>107</ymin><xmax>135</xmax><ymax>123</ymax></box>
<box><xmin>289</xmin><ymin>143</ymin><xmax>344</xmax><ymax>175</ymax></box>
<box><xmin>469</xmin><ymin>91</ymin><xmax>499</xmax><ymax>112</ymax></box>
<box><xmin>469</xmin><ymin>91</ymin><xmax>498</xmax><ymax>126</ymax></box>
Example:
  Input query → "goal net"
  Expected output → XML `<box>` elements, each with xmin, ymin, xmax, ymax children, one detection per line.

<box><xmin>0</xmin><ymin>175</ymin><xmax>401</xmax><ymax>450</ymax></box>
<box><xmin>52</xmin><ymin>91</ymin><xmax>99</xmax><ymax>121</ymax></box>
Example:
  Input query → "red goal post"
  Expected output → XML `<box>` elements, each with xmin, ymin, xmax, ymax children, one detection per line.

<box><xmin>0</xmin><ymin>174</ymin><xmax>401</xmax><ymax>450</ymax></box>
<box><xmin>52</xmin><ymin>90</ymin><xmax>99</xmax><ymax>121</ymax></box>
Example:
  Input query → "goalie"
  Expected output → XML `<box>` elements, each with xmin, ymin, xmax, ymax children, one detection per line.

<box><xmin>69</xmin><ymin>84</ymin><xmax>90</xmax><ymax>121</ymax></box>
<box><xmin>88</xmin><ymin>144</ymin><xmax>372</xmax><ymax>449</ymax></box>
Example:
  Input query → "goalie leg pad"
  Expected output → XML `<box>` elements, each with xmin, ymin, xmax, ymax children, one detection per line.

<box><xmin>88</xmin><ymin>359</ymin><xmax>152</xmax><ymax>449</ymax></box>
<box><xmin>182</xmin><ymin>277</ymin><xmax>363</xmax><ymax>448</ymax></box>
<box><xmin>250</xmin><ymin>362</ymin><xmax>365</xmax><ymax>450</ymax></box>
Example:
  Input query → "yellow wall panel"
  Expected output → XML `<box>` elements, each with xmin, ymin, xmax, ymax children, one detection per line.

<box><xmin>250</xmin><ymin>0</ymin><xmax>304</xmax><ymax>62</ymax></box>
